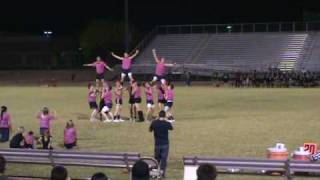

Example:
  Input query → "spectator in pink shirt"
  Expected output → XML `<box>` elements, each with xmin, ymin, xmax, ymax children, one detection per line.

<box><xmin>64</xmin><ymin>120</ymin><xmax>77</xmax><ymax>149</ymax></box>
<box><xmin>151</xmin><ymin>49</ymin><xmax>176</xmax><ymax>85</ymax></box>
<box><xmin>24</xmin><ymin>131</ymin><xmax>34</xmax><ymax>149</ymax></box>
<box><xmin>0</xmin><ymin>106</ymin><xmax>11</xmax><ymax>142</ymax></box>
<box><xmin>83</xmin><ymin>56</ymin><xmax>113</xmax><ymax>90</ymax></box>
<box><xmin>111</xmin><ymin>50</ymin><xmax>139</xmax><ymax>83</ymax></box>
<box><xmin>36</xmin><ymin>107</ymin><xmax>56</xmax><ymax>136</ymax></box>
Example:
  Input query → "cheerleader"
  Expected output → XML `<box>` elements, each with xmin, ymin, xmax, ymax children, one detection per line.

<box><xmin>164</xmin><ymin>83</ymin><xmax>175</xmax><ymax>122</ymax></box>
<box><xmin>157</xmin><ymin>84</ymin><xmax>166</xmax><ymax>110</ymax></box>
<box><xmin>114</xmin><ymin>80</ymin><xmax>124</xmax><ymax>122</ymax></box>
<box><xmin>152</xmin><ymin>49</ymin><xmax>175</xmax><ymax>85</ymax></box>
<box><xmin>132</xmin><ymin>81</ymin><xmax>144</xmax><ymax>122</ymax></box>
<box><xmin>88</xmin><ymin>83</ymin><xmax>99</xmax><ymax>122</ymax></box>
<box><xmin>101</xmin><ymin>85</ymin><xmax>114</xmax><ymax>123</ymax></box>
<box><xmin>127</xmin><ymin>82</ymin><xmax>137</xmax><ymax>122</ymax></box>
<box><xmin>111</xmin><ymin>50</ymin><xmax>139</xmax><ymax>82</ymax></box>
<box><xmin>143</xmin><ymin>82</ymin><xmax>155</xmax><ymax>121</ymax></box>
<box><xmin>83</xmin><ymin>56</ymin><xmax>113</xmax><ymax>89</ymax></box>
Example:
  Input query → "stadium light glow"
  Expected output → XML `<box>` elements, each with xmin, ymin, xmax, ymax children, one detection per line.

<box><xmin>226</xmin><ymin>26</ymin><xmax>232</xmax><ymax>29</ymax></box>
<box><xmin>43</xmin><ymin>30</ymin><xmax>53</xmax><ymax>35</ymax></box>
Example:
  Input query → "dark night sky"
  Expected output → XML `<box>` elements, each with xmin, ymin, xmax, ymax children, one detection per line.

<box><xmin>0</xmin><ymin>0</ymin><xmax>319</xmax><ymax>35</ymax></box>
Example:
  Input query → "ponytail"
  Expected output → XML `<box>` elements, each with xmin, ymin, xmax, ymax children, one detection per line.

<box><xmin>0</xmin><ymin>106</ymin><xmax>7</xmax><ymax>120</ymax></box>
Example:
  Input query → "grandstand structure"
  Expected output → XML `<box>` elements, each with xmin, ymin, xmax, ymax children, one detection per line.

<box><xmin>132</xmin><ymin>22</ymin><xmax>320</xmax><ymax>76</ymax></box>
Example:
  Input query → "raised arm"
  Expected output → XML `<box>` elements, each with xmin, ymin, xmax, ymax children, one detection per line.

<box><xmin>51</xmin><ymin>110</ymin><xmax>57</xmax><ymax>120</ymax></box>
<box><xmin>83</xmin><ymin>62</ymin><xmax>95</xmax><ymax>67</ymax></box>
<box><xmin>164</xmin><ymin>63</ymin><xmax>176</xmax><ymax>67</ymax></box>
<box><xmin>104</xmin><ymin>63</ymin><xmax>114</xmax><ymax>71</ymax></box>
<box><xmin>152</xmin><ymin>49</ymin><xmax>160</xmax><ymax>63</ymax></box>
<box><xmin>36</xmin><ymin>111</ymin><xmax>41</xmax><ymax>119</ymax></box>
<box><xmin>129</xmin><ymin>50</ymin><xmax>139</xmax><ymax>59</ymax></box>
<box><xmin>111</xmin><ymin>52</ymin><xmax>123</xmax><ymax>61</ymax></box>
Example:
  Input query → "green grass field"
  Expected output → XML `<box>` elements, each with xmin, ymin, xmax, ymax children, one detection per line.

<box><xmin>0</xmin><ymin>85</ymin><xmax>320</xmax><ymax>180</ymax></box>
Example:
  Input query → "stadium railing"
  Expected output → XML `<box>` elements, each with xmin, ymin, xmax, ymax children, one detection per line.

<box><xmin>0</xmin><ymin>148</ymin><xmax>160</xmax><ymax>179</ymax></box>
<box><xmin>156</xmin><ymin>21</ymin><xmax>320</xmax><ymax>34</ymax></box>
<box><xmin>183</xmin><ymin>156</ymin><xmax>320</xmax><ymax>180</ymax></box>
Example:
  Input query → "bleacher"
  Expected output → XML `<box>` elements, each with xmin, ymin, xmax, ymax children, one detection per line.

<box><xmin>132</xmin><ymin>34</ymin><xmax>207</xmax><ymax>75</ymax></box>
<box><xmin>300</xmin><ymin>31</ymin><xmax>320</xmax><ymax>71</ymax></box>
<box><xmin>133</xmin><ymin>31</ymin><xmax>318</xmax><ymax>75</ymax></box>
<box><xmin>196</xmin><ymin>33</ymin><xmax>308</xmax><ymax>71</ymax></box>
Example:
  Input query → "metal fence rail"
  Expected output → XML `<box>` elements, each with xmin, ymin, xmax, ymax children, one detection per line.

<box><xmin>183</xmin><ymin>156</ymin><xmax>320</xmax><ymax>180</ymax></box>
<box><xmin>0</xmin><ymin>148</ymin><xmax>161</xmax><ymax>179</ymax></box>
<box><xmin>157</xmin><ymin>21</ymin><xmax>320</xmax><ymax>34</ymax></box>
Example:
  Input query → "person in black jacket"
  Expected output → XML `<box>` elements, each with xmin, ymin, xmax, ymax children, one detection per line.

<box><xmin>149</xmin><ymin>111</ymin><xmax>173</xmax><ymax>178</ymax></box>
<box><xmin>9</xmin><ymin>127</ymin><xmax>25</xmax><ymax>148</ymax></box>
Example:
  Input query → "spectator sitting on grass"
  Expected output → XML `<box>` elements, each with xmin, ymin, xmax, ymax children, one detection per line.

<box><xmin>131</xmin><ymin>160</ymin><xmax>150</xmax><ymax>180</ymax></box>
<box><xmin>51</xmin><ymin>166</ymin><xmax>69</xmax><ymax>180</ymax></box>
<box><xmin>64</xmin><ymin>120</ymin><xmax>77</xmax><ymax>149</ymax></box>
<box><xmin>197</xmin><ymin>164</ymin><xmax>217</xmax><ymax>180</ymax></box>
<box><xmin>0</xmin><ymin>155</ymin><xmax>8</xmax><ymax>180</ymax></box>
<box><xmin>9</xmin><ymin>126</ymin><xmax>25</xmax><ymax>148</ymax></box>
<box><xmin>24</xmin><ymin>131</ymin><xmax>34</xmax><ymax>149</ymax></box>
<box><xmin>91</xmin><ymin>172</ymin><xmax>109</xmax><ymax>180</ymax></box>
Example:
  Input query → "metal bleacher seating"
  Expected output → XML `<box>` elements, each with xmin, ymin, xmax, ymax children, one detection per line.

<box><xmin>134</xmin><ymin>32</ymin><xmax>312</xmax><ymax>75</ymax></box>
<box><xmin>300</xmin><ymin>31</ymin><xmax>320</xmax><ymax>71</ymax></box>
<box><xmin>132</xmin><ymin>34</ymin><xmax>207</xmax><ymax>75</ymax></box>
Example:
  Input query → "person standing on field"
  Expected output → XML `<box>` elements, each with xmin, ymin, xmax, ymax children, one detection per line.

<box><xmin>149</xmin><ymin>110</ymin><xmax>173</xmax><ymax>178</ymax></box>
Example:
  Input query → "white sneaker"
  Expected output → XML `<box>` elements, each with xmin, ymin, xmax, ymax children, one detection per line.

<box><xmin>119</xmin><ymin>119</ymin><xmax>125</xmax><ymax>122</ymax></box>
<box><xmin>113</xmin><ymin>119</ymin><xmax>120</xmax><ymax>123</ymax></box>
<box><xmin>103</xmin><ymin>119</ymin><xmax>112</xmax><ymax>123</ymax></box>
<box><xmin>168</xmin><ymin>119</ymin><xmax>175</xmax><ymax>123</ymax></box>
<box><xmin>90</xmin><ymin>118</ymin><xmax>97</xmax><ymax>122</ymax></box>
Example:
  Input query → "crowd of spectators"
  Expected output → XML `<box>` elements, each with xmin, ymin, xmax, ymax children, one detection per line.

<box><xmin>213</xmin><ymin>69</ymin><xmax>320</xmax><ymax>88</ymax></box>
